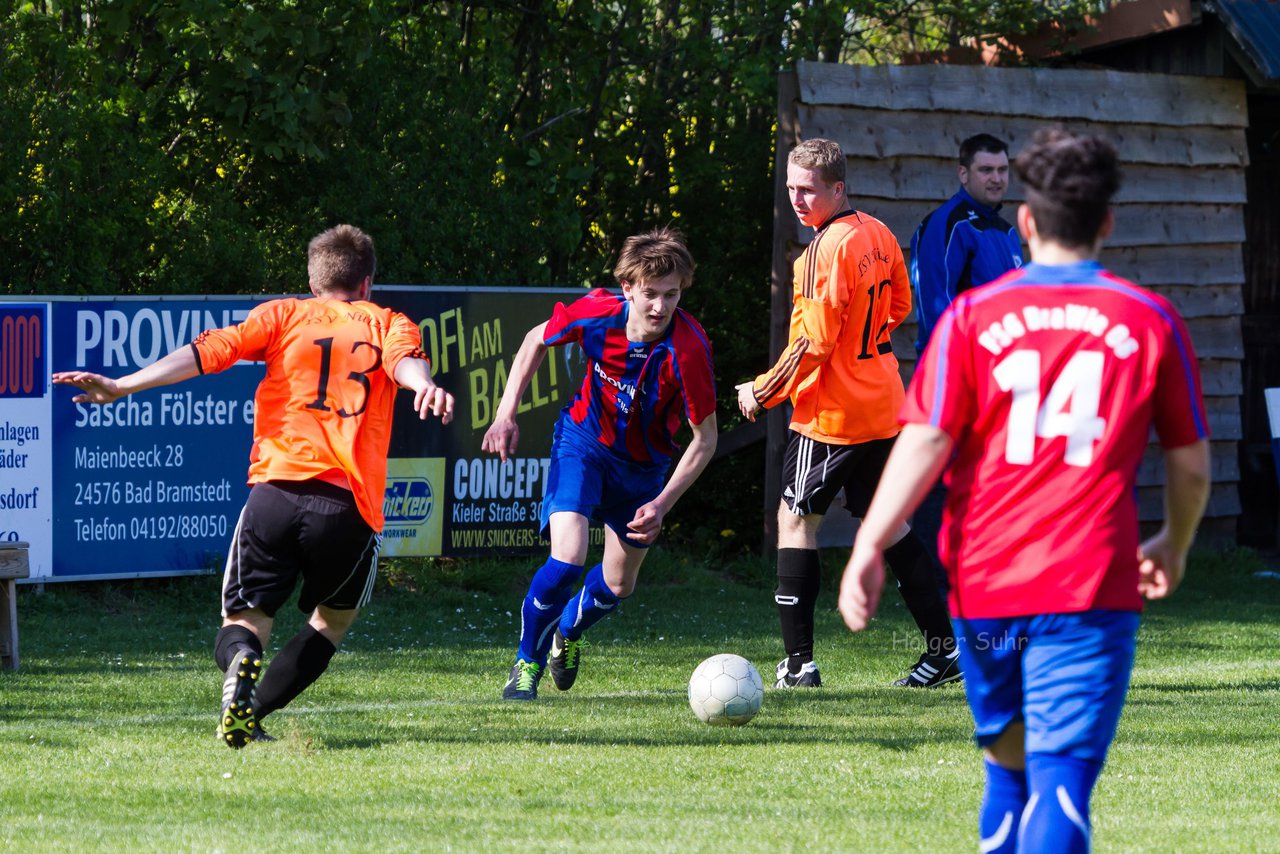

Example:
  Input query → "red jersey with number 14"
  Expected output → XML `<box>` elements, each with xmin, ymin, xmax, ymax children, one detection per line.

<box><xmin>902</xmin><ymin>261</ymin><xmax>1207</xmax><ymax>618</ymax></box>
<box><xmin>191</xmin><ymin>296</ymin><xmax>428</xmax><ymax>531</ymax></box>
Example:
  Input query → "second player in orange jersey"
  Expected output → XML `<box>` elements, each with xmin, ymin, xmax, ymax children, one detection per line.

<box><xmin>737</xmin><ymin>138</ymin><xmax>957</xmax><ymax>690</ymax></box>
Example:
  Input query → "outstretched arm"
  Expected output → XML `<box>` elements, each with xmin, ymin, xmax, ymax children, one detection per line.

<box><xmin>52</xmin><ymin>346</ymin><xmax>200</xmax><ymax>404</ymax></box>
<box><xmin>481</xmin><ymin>322</ymin><xmax>549</xmax><ymax>462</ymax></box>
<box><xmin>626</xmin><ymin>414</ymin><xmax>719</xmax><ymax>544</ymax></box>
<box><xmin>838</xmin><ymin>423</ymin><xmax>952</xmax><ymax>631</ymax></box>
<box><xmin>393</xmin><ymin>357</ymin><xmax>455</xmax><ymax>425</ymax></box>
<box><xmin>1138</xmin><ymin>440</ymin><xmax>1211</xmax><ymax>600</ymax></box>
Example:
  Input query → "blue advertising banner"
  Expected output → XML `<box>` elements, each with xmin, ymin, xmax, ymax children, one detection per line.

<box><xmin>50</xmin><ymin>299</ymin><xmax>263</xmax><ymax>579</ymax></box>
<box><xmin>1</xmin><ymin>287</ymin><xmax>590</xmax><ymax>582</ymax></box>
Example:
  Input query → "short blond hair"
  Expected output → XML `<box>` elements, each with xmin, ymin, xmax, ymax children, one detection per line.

<box><xmin>307</xmin><ymin>224</ymin><xmax>376</xmax><ymax>294</ymax></box>
<box><xmin>789</xmin><ymin>138</ymin><xmax>845</xmax><ymax>187</ymax></box>
<box><xmin>613</xmin><ymin>226</ymin><xmax>695</xmax><ymax>290</ymax></box>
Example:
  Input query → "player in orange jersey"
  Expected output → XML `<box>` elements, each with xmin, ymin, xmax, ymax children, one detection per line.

<box><xmin>737</xmin><ymin>139</ymin><xmax>957</xmax><ymax>690</ymax></box>
<box><xmin>53</xmin><ymin>225</ymin><xmax>454</xmax><ymax>748</ymax></box>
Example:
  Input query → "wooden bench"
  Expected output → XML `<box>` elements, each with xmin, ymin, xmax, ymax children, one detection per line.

<box><xmin>0</xmin><ymin>542</ymin><xmax>30</xmax><ymax>670</ymax></box>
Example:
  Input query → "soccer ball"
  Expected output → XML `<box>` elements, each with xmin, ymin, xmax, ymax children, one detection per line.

<box><xmin>688</xmin><ymin>654</ymin><xmax>764</xmax><ymax>726</ymax></box>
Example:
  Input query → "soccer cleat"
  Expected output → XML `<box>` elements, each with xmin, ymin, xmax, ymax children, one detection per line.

<box><xmin>774</xmin><ymin>658</ymin><xmax>822</xmax><ymax>688</ymax></box>
<box><xmin>548</xmin><ymin>629</ymin><xmax>588</xmax><ymax>691</ymax></box>
<box><xmin>893</xmin><ymin>651</ymin><xmax>963</xmax><ymax>688</ymax></box>
<box><xmin>219</xmin><ymin>649</ymin><xmax>262</xmax><ymax>749</ymax></box>
<box><xmin>502</xmin><ymin>659</ymin><xmax>543</xmax><ymax>701</ymax></box>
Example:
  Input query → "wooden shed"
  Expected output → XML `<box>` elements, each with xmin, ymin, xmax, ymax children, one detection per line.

<box><xmin>767</xmin><ymin>55</ymin><xmax>1250</xmax><ymax>547</ymax></box>
<box><xmin>1007</xmin><ymin>0</ymin><xmax>1280</xmax><ymax>549</ymax></box>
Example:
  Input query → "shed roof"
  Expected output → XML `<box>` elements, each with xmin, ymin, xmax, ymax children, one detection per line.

<box><xmin>1211</xmin><ymin>0</ymin><xmax>1280</xmax><ymax>84</ymax></box>
<box><xmin>974</xmin><ymin>0</ymin><xmax>1280</xmax><ymax>90</ymax></box>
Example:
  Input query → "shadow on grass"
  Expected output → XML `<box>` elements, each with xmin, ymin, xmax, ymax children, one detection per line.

<box><xmin>1129</xmin><ymin>680</ymin><xmax>1280</xmax><ymax>695</ymax></box>
<box><xmin>305</xmin><ymin>686</ymin><xmax>973</xmax><ymax>752</ymax></box>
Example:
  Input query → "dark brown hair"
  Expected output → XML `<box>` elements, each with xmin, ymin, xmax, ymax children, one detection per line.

<box><xmin>1014</xmin><ymin>128</ymin><xmax>1121</xmax><ymax>249</ymax></box>
<box><xmin>959</xmin><ymin>133</ymin><xmax>1009</xmax><ymax>168</ymax></box>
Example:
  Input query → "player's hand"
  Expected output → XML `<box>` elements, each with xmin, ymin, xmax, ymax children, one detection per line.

<box><xmin>51</xmin><ymin>371</ymin><xmax>124</xmax><ymax>404</ymax></box>
<box><xmin>481</xmin><ymin>417</ymin><xmax>519</xmax><ymax>462</ymax></box>
<box><xmin>735</xmin><ymin>382</ymin><xmax>761</xmax><ymax>422</ymax></box>
<box><xmin>625</xmin><ymin>501</ymin><xmax>665</xmax><ymax>544</ymax></box>
<box><xmin>413</xmin><ymin>383</ymin><xmax>455</xmax><ymax>424</ymax></box>
<box><xmin>838</xmin><ymin>541</ymin><xmax>885</xmax><ymax>632</ymax></box>
<box><xmin>1137</xmin><ymin>527</ymin><xmax>1186</xmax><ymax>600</ymax></box>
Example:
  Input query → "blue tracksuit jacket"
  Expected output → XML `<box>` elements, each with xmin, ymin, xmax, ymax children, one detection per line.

<box><xmin>908</xmin><ymin>187</ymin><xmax>1023</xmax><ymax>353</ymax></box>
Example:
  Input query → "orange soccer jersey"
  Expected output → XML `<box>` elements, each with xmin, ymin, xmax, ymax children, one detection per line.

<box><xmin>752</xmin><ymin>210</ymin><xmax>911</xmax><ymax>445</ymax></box>
<box><xmin>191</xmin><ymin>296</ymin><xmax>427</xmax><ymax>530</ymax></box>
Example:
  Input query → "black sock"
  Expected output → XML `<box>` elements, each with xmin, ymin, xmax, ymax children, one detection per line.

<box><xmin>214</xmin><ymin>624</ymin><xmax>263</xmax><ymax>671</ymax></box>
<box><xmin>885</xmin><ymin>533</ymin><xmax>955</xmax><ymax>657</ymax></box>
<box><xmin>776</xmin><ymin>548</ymin><xmax>822</xmax><ymax>669</ymax></box>
<box><xmin>254</xmin><ymin>625</ymin><xmax>337</xmax><ymax>719</ymax></box>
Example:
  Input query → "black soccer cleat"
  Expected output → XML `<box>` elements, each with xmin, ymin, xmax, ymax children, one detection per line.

<box><xmin>774</xmin><ymin>658</ymin><xmax>822</xmax><ymax>688</ymax></box>
<box><xmin>219</xmin><ymin>649</ymin><xmax>262</xmax><ymax>749</ymax></box>
<box><xmin>893</xmin><ymin>651</ymin><xmax>963</xmax><ymax>688</ymax></box>
<box><xmin>502</xmin><ymin>659</ymin><xmax>543</xmax><ymax>701</ymax></box>
<box><xmin>548</xmin><ymin>629</ymin><xmax>588</xmax><ymax>691</ymax></box>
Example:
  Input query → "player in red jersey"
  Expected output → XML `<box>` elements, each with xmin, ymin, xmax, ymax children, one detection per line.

<box><xmin>838</xmin><ymin>129</ymin><xmax>1211</xmax><ymax>852</ymax></box>
<box><xmin>484</xmin><ymin>227</ymin><xmax>717</xmax><ymax>701</ymax></box>
<box><xmin>54</xmin><ymin>225</ymin><xmax>455</xmax><ymax>747</ymax></box>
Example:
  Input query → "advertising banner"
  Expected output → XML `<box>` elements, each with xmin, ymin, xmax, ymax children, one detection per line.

<box><xmin>0</xmin><ymin>287</ymin><xmax>587</xmax><ymax>581</ymax></box>
<box><xmin>377</xmin><ymin>288</ymin><xmax>591</xmax><ymax>559</ymax></box>
<box><xmin>50</xmin><ymin>298</ymin><xmax>262</xmax><ymax>581</ymax></box>
<box><xmin>0</xmin><ymin>303</ymin><xmax>52</xmax><ymax>576</ymax></box>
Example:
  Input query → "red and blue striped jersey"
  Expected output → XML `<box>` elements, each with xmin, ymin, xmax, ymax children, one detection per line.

<box><xmin>544</xmin><ymin>288</ymin><xmax>716</xmax><ymax>466</ymax></box>
<box><xmin>903</xmin><ymin>261</ymin><xmax>1207</xmax><ymax>618</ymax></box>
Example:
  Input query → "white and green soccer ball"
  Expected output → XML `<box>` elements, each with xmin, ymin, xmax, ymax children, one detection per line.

<box><xmin>688</xmin><ymin>653</ymin><xmax>764</xmax><ymax>726</ymax></box>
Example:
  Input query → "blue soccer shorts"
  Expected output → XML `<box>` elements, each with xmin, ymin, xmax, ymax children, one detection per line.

<box><xmin>540</xmin><ymin>419</ymin><xmax>666</xmax><ymax>547</ymax></box>
<box><xmin>953</xmin><ymin>610</ymin><xmax>1141</xmax><ymax>761</ymax></box>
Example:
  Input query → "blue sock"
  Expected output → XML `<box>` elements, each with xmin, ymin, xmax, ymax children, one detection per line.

<box><xmin>517</xmin><ymin>557</ymin><xmax>583</xmax><ymax>665</ymax></box>
<box><xmin>1019</xmin><ymin>753</ymin><xmax>1103</xmax><ymax>854</ymax></box>
<box><xmin>979</xmin><ymin>760</ymin><xmax>1027</xmax><ymax>854</ymax></box>
<box><xmin>558</xmin><ymin>564</ymin><xmax>620</xmax><ymax>641</ymax></box>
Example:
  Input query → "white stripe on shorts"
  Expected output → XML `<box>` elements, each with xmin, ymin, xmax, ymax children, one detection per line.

<box><xmin>791</xmin><ymin>434</ymin><xmax>816</xmax><ymax>514</ymax></box>
<box><xmin>356</xmin><ymin>534</ymin><xmax>382</xmax><ymax>609</ymax></box>
<box><xmin>220</xmin><ymin>503</ymin><xmax>249</xmax><ymax>618</ymax></box>
<box><xmin>330</xmin><ymin>531</ymin><xmax>380</xmax><ymax>609</ymax></box>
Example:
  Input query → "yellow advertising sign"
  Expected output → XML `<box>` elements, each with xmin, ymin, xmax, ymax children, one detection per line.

<box><xmin>381</xmin><ymin>457</ymin><xmax>446</xmax><ymax>556</ymax></box>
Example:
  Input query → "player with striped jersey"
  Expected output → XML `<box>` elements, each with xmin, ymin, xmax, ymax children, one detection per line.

<box><xmin>839</xmin><ymin>129</ymin><xmax>1211</xmax><ymax>853</ymax></box>
<box><xmin>485</xmin><ymin>227</ymin><xmax>717</xmax><ymax>701</ymax></box>
<box><xmin>54</xmin><ymin>225</ymin><xmax>455</xmax><ymax>747</ymax></box>
<box><xmin>737</xmin><ymin>138</ymin><xmax>957</xmax><ymax>690</ymax></box>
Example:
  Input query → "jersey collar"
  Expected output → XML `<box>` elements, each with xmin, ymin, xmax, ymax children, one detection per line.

<box><xmin>955</xmin><ymin>186</ymin><xmax>1004</xmax><ymax>218</ymax></box>
<box><xmin>816</xmin><ymin>208</ymin><xmax>860</xmax><ymax>232</ymax></box>
<box><xmin>1019</xmin><ymin>260</ymin><xmax>1106</xmax><ymax>283</ymax></box>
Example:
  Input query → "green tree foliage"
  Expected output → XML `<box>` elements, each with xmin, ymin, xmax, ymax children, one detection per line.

<box><xmin>1</xmin><ymin>0</ymin><xmax>1096</xmax><ymax>549</ymax></box>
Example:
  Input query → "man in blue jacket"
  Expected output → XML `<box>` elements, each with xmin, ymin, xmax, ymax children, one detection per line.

<box><xmin>910</xmin><ymin>133</ymin><xmax>1024</xmax><ymax>353</ymax></box>
<box><xmin>908</xmin><ymin>133</ymin><xmax>1024</xmax><ymax>590</ymax></box>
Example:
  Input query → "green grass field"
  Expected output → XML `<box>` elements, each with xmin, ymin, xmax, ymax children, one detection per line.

<box><xmin>1</xmin><ymin>548</ymin><xmax>1277</xmax><ymax>852</ymax></box>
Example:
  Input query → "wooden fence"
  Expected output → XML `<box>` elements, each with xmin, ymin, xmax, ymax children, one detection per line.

<box><xmin>768</xmin><ymin>60</ymin><xmax>1245</xmax><ymax>543</ymax></box>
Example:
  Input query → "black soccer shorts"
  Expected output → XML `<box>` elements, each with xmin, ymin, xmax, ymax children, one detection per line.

<box><xmin>780</xmin><ymin>432</ymin><xmax>896</xmax><ymax>518</ymax></box>
<box><xmin>221</xmin><ymin>480</ymin><xmax>381</xmax><ymax>618</ymax></box>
